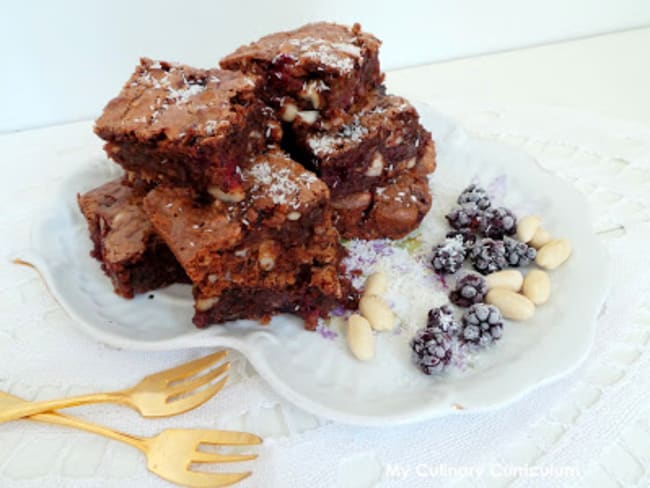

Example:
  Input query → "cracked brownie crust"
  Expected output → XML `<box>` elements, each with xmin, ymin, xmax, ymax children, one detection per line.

<box><xmin>77</xmin><ymin>178</ymin><xmax>188</xmax><ymax>298</ymax></box>
<box><xmin>95</xmin><ymin>58</ymin><xmax>280</xmax><ymax>194</ymax></box>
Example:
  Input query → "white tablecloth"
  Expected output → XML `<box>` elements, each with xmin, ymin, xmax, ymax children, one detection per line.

<box><xmin>1</xmin><ymin>101</ymin><xmax>649</xmax><ymax>487</ymax></box>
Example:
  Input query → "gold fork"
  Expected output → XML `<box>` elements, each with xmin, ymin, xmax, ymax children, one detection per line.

<box><xmin>0</xmin><ymin>351</ymin><xmax>229</xmax><ymax>423</ymax></box>
<box><xmin>0</xmin><ymin>391</ymin><xmax>261</xmax><ymax>488</ymax></box>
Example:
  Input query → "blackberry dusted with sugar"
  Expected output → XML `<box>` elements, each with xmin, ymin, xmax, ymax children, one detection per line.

<box><xmin>446</xmin><ymin>229</ymin><xmax>478</xmax><ymax>251</ymax></box>
<box><xmin>431</xmin><ymin>236</ymin><xmax>466</xmax><ymax>275</ymax></box>
<box><xmin>503</xmin><ymin>237</ymin><xmax>537</xmax><ymax>267</ymax></box>
<box><xmin>410</xmin><ymin>328</ymin><xmax>454</xmax><ymax>375</ymax></box>
<box><xmin>450</xmin><ymin>274</ymin><xmax>487</xmax><ymax>308</ymax></box>
<box><xmin>470</xmin><ymin>238</ymin><xmax>508</xmax><ymax>274</ymax></box>
<box><xmin>481</xmin><ymin>206</ymin><xmax>517</xmax><ymax>239</ymax></box>
<box><xmin>460</xmin><ymin>304</ymin><xmax>504</xmax><ymax>349</ymax></box>
<box><xmin>446</xmin><ymin>203</ymin><xmax>484</xmax><ymax>233</ymax></box>
<box><xmin>426</xmin><ymin>305</ymin><xmax>460</xmax><ymax>335</ymax></box>
<box><xmin>457</xmin><ymin>184</ymin><xmax>491</xmax><ymax>210</ymax></box>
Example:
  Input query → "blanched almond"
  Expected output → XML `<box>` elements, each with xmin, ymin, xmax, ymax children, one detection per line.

<box><xmin>529</xmin><ymin>227</ymin><xmax>552</xmax><ymax>249</ymax></box>
<box><xmin>536</xmin><ymin>239</ymin><xmax>572</xmax><ymax>270</ymax></box>
<box><xmin>364</xmin><ymin>271</ymin><xmax>387</xmax><ymax>297</ymax></box>
<box><xmin>517</xmin><ymin>215</ymin><xmax>541</xmax><ymax>243</ymax></box>
<box><xmin>486</xmin><ymin>289</ymin><xmax>535</xmax><ymax>321</ymax></box>
<box><xmin>347</xmin><ymin>314</ymin><xmax>374</xmax><ymax>361</ymax></box>
<box><xmin>485</xmin><ymin>270</ymin><xmax>524</xmax><ymax>292</ymax></box>
<box><xmin>359</xmin><ymin>295</ymin><xmax>396</xmax><ymax>331</ymax></box>
<box><xmin>523</xmin><ymin>270</ymin><xmax>551</xmax><ymax>305</ymax></box>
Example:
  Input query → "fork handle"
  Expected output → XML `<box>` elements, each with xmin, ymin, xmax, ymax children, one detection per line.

<box><xmin>0</xmin><ymin>392</ymin><xmax>125</xmax><ymax>424</ymax></box>
<box><xmin>24</xmin><ymin>409</ymin><xmax>147</xmax><ymax>451</ymax></box>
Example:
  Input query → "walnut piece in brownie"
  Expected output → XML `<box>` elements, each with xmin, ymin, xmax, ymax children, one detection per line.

<box><xmin>95</xmin><ymin>58</ymin><xmax>280</xmax><ymax>196</ymax></box>
<box><xmin>77</xmin><ymin>178</ymin><xmax>188</xmax><ymax>298</ymax></box>
<box><xmin>287</xmin><ymin>93</ymin><xmax>435</xmax><ymax>198</ymax></box>
<box><xmin>220</xmin><ymin>22</ymin><xmax>383</xmax><ymax>120</ymax></box>
<box><xmin>332</xmin><ymin>171</ymin><xmax>433</xmax><ymax>240</ymax></box>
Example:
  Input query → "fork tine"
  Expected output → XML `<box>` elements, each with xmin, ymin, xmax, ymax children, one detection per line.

<box><xmin>165</xmin><ymin>377</ymin><xmax>229</xmax><ymax>414</ymax></box>
<box><xmin>166</xmin><ymin>362</ymin><xmax>230</xmax><ymax>398</ymax></box>
<box><xmin>196</xmin><ymin>430</ymin><xmax>263</xmax><ymax>447</ymax></box>
<box><xmin>182</xmin><ymin>470</ymin><xmax>252</xmax><ymax>488</ymax></box>
<box><xmin>191</xmin><ymin>451</ymin><xmax>258</xmax><ymax>464</ymax></box>
<box><xmin>160</xmin><ymin>351</ymin><xmax>228</xmax><ymax>384</ymax></box>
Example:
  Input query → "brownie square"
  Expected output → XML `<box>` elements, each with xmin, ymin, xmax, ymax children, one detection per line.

<box><xmin>143</xmin><ymin>176</ymin><xmax>353</xmax><ymax>329</ymax></box>
<box><xmin>220</xmin><ymin>22</ymin><xmax>383</xmax><ymax>120</ymax></box>
<box><xmin>331</xmin><ymin>171</ymin><xmax>433</xmax><ymax>240</ymax></box>
<box><xmin>77</xmin><ymin>178</ymin><xmax>188</xmax><ymax>298</ymax></box>
<box><xmin>142</xmin><ymin>147</ymin><xmax>332</xmax><ymax>287</ymax></box>
<box><xmin>95</xmin><ymin>58</ymin><xmax>280</xmax><ymax>197</ymax></box>
<box><xmin>287</xmin><ymin>93</ymin><xmax>436</xmax><ymax>198</ymax></box>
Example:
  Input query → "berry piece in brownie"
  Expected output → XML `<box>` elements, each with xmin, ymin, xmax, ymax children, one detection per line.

<box><xmin>331</xmin><ymin>171</ymin><xmax>432</xmax><ymax>240</ymax></box>
<box><xmin>77</xmin><ymin>178</ymin><xmax>188</xmax><ymax>299</ymax></box>
<box><xmin>95</xmin><ymin>58</ymin><xmax>279</xmax><ymax>197</ymax></box>
<box><xmin>220</xmin><ymin>22</ymin><xmax>383</xmax><ymax>119</ymax></box>
<box><xmin>288</xmin><ymin>93</ymin><xmax>436</xmax><ymax>198</ymax></box>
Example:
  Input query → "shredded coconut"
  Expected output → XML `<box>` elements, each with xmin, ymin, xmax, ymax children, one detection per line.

<box><xmin>246</xmin><ymin>162</ymin><xmax>317</xmax><ymax>209</ymax></box>
<box><xmin>285</xmin><ymin>37</ymin><xmax>359</xmax><ymax>73</ymax></box>
<box><xmin>342</xmin><ymin>237</ymin><xmax>449</xmax><ymax>335</ymax></box>
<box><xmin>307</xmin><ymin>120</ymin><xmax>368</xmax><ymax>156</ymax></box>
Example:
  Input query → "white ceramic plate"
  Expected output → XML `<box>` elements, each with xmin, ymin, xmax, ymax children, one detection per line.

<box><xmin>24</xmin><ymin>104</ymin><xmax>610</xmax><ymax>426</ymax></box>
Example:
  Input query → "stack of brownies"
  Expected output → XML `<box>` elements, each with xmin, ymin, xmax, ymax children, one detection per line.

<box><xmin>78</xmin><ymin>22</ymin><xmax>436</xmax><ymax>330</ymax></box>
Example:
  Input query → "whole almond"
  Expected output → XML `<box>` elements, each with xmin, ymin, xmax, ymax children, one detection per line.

<box><xmin>347</xmin><ymin>314</ymin><xmax>374</xmax><ymax>361</ymax></box>
<box><xmin>359</xmin><ymin>295</ymin><xmax>396</xmax><ymax>331</ymax></box>
<box><xmin>486</xmin><ymin>289</ymin><xmax>535</xmax><ymax>321</ymax></box>
<box><xmin>523</xmin><ymin>270</ymin><xmax>551</xmax><ymax>305</ymax></box>
<box><xmin>529</xmin><ymin>227</ymin><xmax>552</xmax><ymax>249</ymax></box>
<box><xmin>364</xmin><ymin>271</ymin><xmax>388</xmax><ymax>297</ymax></box>
<box><xmin>485</xmin><ymin>270</ymin><xmax>524</xmax><ymax>292</ymax></box>
<box><xmin>536</xmin><ymin>239</ymin><xmax>572</xmax><ymax>270</ymax></box>
<box><xmin>516</xmin><ymin>215</ymin><xmax>541</xmax><ymax>243</ymax></box>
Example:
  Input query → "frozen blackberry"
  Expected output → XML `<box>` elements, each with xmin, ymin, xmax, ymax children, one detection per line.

<box><xmin>431</xmin><ymin>236</ymin><xmax>466</xmax><ymax>275</ymax></box>
<box><xmin>470</xmin><ymin>238</ymin><xmax>508</xmax><ymax>274</ymax></box>
<box><xmin>426</xmin><ymin>305</ymin><xmax>460</xmax><ymax>335</ymax></box>
<box><xmin>481</xmin><ymin>206</ymin><xmax>517</xmax><ymax>239</ymax></box>
<box><xmin>445</xmin><ymin>203</ymin><xmax>484</xmax><ymax>233</ymax></box>
<box><xmin>457</xmin><ymin>184</ymin><xmax>491</xmax><ymax>210</ymax></box>
<box><xmin>461</xmin><ymin>303</ymin><xmax>503</xmax><ymax>349</ymax></box>
<box><xmin>503</xmin><ymin>237</ymin><xmax>537</xmax><ymax>267</ymax></box>
<box><xmin>410</xmin><ymin>328</ymin><xmax>453</xmax><ymax>375</ymax></box>
<box><xmin>446</xmin><ymin>229</ymin><xmax>478</xmax><ymax>250</ymax></box>
<box><xmin>450</xmin><ymin>274</ymin><xmax>487</xmax><ymax>308</ymax></box>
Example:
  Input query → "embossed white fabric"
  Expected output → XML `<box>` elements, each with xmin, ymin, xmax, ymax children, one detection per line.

<box><xmin>1</xmin><ymin>101</ymin><xmax>649</xmax><ymax>487</ymax></box>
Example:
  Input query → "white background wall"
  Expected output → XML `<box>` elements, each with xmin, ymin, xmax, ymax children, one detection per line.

<box><xmin>2</xmin><ymin>0</ymin><xmax>649</xmax><ymax>133</ymax></box>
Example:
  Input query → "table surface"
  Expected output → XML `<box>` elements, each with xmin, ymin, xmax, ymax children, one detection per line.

<box><xmin>1</xmin><ymin>27</ymin><xmax>649</xmax><ymax>488</ymax></box>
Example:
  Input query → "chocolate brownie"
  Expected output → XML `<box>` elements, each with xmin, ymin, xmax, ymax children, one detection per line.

<box><xmin>144</xmin><ymin>181</ymin><xmax>353</xmax><ymax>329</ymax></box>
<box><xmin>193</xmin><ymin>262</ymin><xmax>352</xmax><ymax>330</ymax></box>
<box><xmin>287</xmin><ymin>93</ymin><xmax>435</xmax><ymax>198</ymax></box>
<box><xmin>77</xmin><ymin>178</ymin><xmax>188</xmax><ymax>298</ymax></box>
<box><xmin>220</xmin><ymin>22</ymin><xmax>383</xmax><ymax>120</ymax></box>
<box><xmin>191</xmin><ymin>216</ymin><xmax>354</xmax><ymax>329</ymax></box>
<box><xmin>95</xmin><ymin>58</ymin><xmax>281</xmax><ymax>197</ymax></box>
<box><xmin>332</xmin><ymin>172</ymin><xmax>433</xmax><ymax>240</ymax></box>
